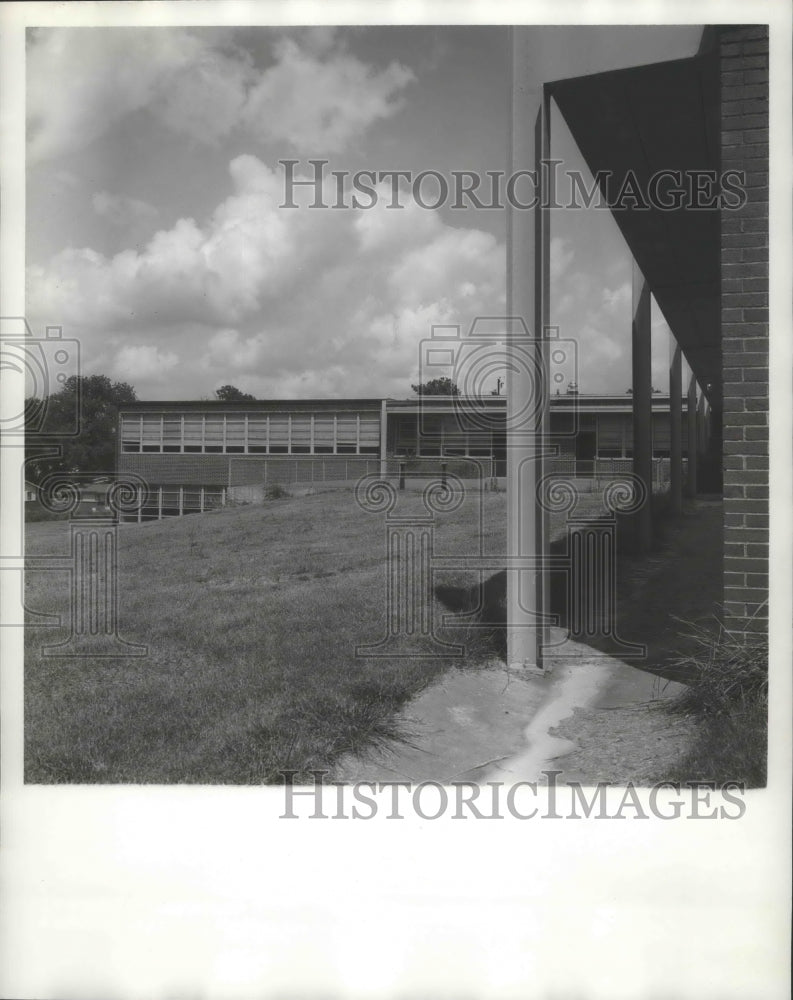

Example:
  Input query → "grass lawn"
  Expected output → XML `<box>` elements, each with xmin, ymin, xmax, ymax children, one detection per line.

<box><xmin>24</xmin><ymin>480</ymin><xmax>676</xmax><ymax>784</ymax></box>
<box><xmin>26</xmin><ymin>486</ymin><xmax>525</xmax><ymax>784</ymax></box>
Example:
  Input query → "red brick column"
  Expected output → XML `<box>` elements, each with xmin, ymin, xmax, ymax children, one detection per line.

<box><xmin>720</xmin><ymin>25</ymin><xmax>769</xmax><ymax>633</ymax></box>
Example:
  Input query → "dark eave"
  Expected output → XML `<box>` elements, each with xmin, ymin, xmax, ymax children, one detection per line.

<box><xmin>549</xmin><ymin>51</ymin><xmax>721</xmax><ymax>408</ymax></box>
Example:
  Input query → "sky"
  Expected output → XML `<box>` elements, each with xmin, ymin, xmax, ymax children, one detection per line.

<box><xmin>25</xmin><ymin>24</ymin><xmax>700</xmax><ymax>401</ymax></box>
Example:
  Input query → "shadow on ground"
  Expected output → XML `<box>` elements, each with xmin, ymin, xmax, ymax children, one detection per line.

<box><xmin>436</xmin><ymin>499</ymin><xmax>724</xmax><ymax>684</ymax></box>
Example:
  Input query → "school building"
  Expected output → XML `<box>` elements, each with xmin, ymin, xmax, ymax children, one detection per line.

<box><xmin>116</xmin><ymin>389</ymin><xmax>708</xmax><ymax>513</ymax></box>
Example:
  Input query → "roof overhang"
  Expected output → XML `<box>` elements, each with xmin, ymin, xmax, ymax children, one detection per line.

<box><xmin>549</xmin><ymin>52</ymin><xmax>721</xmax><ymax>408</ymax></box>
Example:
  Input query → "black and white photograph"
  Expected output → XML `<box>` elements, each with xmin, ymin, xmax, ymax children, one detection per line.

<box><xmin>1</xmin><ymin>2</ymin><xmax>790</xmax><ymax>998</ymax></box>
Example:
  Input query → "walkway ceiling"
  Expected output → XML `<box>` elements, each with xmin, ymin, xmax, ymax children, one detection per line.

<box><xmin>549</xmin><ymin>53</ymin><xmax>721</xmax><ymax>407</ymax></box>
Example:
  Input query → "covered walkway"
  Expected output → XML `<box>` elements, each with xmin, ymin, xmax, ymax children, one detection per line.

<box><xmin>506</xmin><ymin>25</ymin><xmax>767</xmax><ymax>668</ymax></box>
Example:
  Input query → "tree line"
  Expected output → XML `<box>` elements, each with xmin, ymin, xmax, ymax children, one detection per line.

<box><xmin>24</xmin><ymin>378</ymin><xmax>257</xmax><ymax>484</ymax></box>
<box><xmin>24</xmin><ymin>375</ymin><xmax>467</xmax><ymax>484</ymax></box>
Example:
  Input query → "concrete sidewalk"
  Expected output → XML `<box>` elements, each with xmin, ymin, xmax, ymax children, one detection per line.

<box><xmin>332</xmin><ymin>633</ymin><xmax>684</xmax><ymax>785</ymax></box>
<box><xmin>332</xmin><ymin>500</ymin><xmax>720</xmax><ymax>786</ymax></box>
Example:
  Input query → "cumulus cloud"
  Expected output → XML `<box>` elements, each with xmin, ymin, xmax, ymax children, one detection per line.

<box><xmin>241</xmin><ymin>37</ymin><xmax>415</xmax><ymax>151</ymax></box>
<box><xmin>550</xmin><ymin>237</ymin><xmax>574</xmax><ymax>280</ymax></box>
<box><xmin>27</xmin><ymin>27</ymin><xmax>414</xmax><ymax>163</ymax></box>
<box><xmin>550</xmin><ymin>242</ymin><xmax>634</xmax><ymax>392</ymax></box>
<box><xmin>27</xmin><ymin>155</ymin><xmax>505</xmax><ymax>399</ymax></box>
<box><xmin>548</xmin><ymin>252</ymin><xmax>677</xmax><ymax>394</ymax></box>
<box><xmin>113</xmin><ymin>344</ymin><xmax>179</xmax><ymax>382</ymax></box>
<box><xmin>93</xmin><ymin>191</ymin><xmax>159</xmax><ymax>229</ymax></box>
<box><xmin>203</xmin><ymin>328</ymin><xmax>268</xmax><ymax>371</ymax></box>
<box><xmin>28</xmin><ymin>157</ymin><xmax>300</xmax><ymax>329</ymax></box>
<box><xmin>153</xmin><ymin>41</ymin><xmax>252</xmax><ymax>145</ymax></box>
<box><xmin>602</xmin><ymin>282</ymin><xmax>631</xmax><ymax>313</ymax></box>
<box><xmin>27</xmin><ymin>28</ymin><xmax>238</xmax><ymax>162</ymax></box>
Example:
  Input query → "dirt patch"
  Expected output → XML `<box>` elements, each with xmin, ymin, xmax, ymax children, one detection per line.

<box><xmin>549</xmin><ymin>702</ymin><xmax>698</xmax><ymax>785</ymax></box>
<box><xmin>547</xmin><ymin>499</ymin><xmax>723</xmax><ymax>784</ymax></box>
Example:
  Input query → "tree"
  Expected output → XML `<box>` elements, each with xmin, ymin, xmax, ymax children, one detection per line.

<box><xmin>411</xmin><ymin>377</ymin><xmax>459</xmax><ymax>396</ymax></box>
<box><xmin>215</xmin><ymin>384</ymin><xmax>256</xmax><ymax>401</ymax></box>
<box><xmin>25</xmin><ymin>375</ymin><xmax>137</xmax><ymax>484</ymax></box>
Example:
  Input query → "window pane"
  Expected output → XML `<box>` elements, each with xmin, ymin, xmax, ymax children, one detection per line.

<box><xmin>291</xmin><ymin>416</ymin><xmax>311</xmax><ymax>444</ymax></box>
<box><xmin>121</xmin><ymin>417</ymin><xmax>141</xmax><ymax>443</ymax></box>
<box><xmin>597</xmin><ymin>414</ymin><xmax>623</xmax><ymax>452</ymax></box>
<box><xmin>162</xmin><ymin>419</ymin><xmax>181</xmax><ymax>446</ymax></box>
<box><xmin>336</xmin><ymin>416</ymin><xmax>357</xmax><ymax>444</ymax></box>
<box><xmin>443</xmin><ymin>433</ymin><xmax>467</xmax><ymax>452</ymax></box>
<box><xmin>422</xmin><ymin>414</ymin><xmax>442</xmax><ymax>436</ymax></box>
<box><xmin>359</xmin><ymin>415</ymin><xmax>380</xmax><ymax>444</ymax></box>
<box><xmin>314</xmin><ymin>417</ymin><xmax>334</xmax><ymax>444</ymax></box>
<box><xmin>204</xmin><ymin>417</ymin><xmax>223</xmax><ymax>443</ymax></box>
<box><xmin>395</xmin><ymin>416</ymin><xmax>417</xmax><ymax>444</ymax></box>
<box><xmin>440</xmin><ymin>413</ymin><xmax>463</xmax><ymax>436</ymax></box>
<box><xmin>184</xmin><ymin>417</ymin><xmax>203</xmax><ymax>447</ymax></box>
<box><xmin>269</xmin><ymin>415</ymin><xmax>289</xmax><ymax>446</ymax></box>
<box><xmin>248</xmin><ymin>417</ymin><xmax>268</xmax><ymax>446</ymax></box>
<box><xmin>141</xmin><ymin>416</ymin><xmax>162</xmax><ymax>443</ymax></box>
<box><xmin>226</xmin><ymin>417</ymin><xmax>245</xmax><ymax>445</ymax></box>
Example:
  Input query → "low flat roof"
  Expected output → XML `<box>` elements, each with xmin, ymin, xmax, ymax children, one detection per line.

<box><xmin>120</xmin><ymin>399</ymin><xmax>385</xmax><ymax>412</ymax></box>
<box><xmin>119</xmin><ymin>393</ymin><xmax>690</xmax><ymax>415</ymax></box>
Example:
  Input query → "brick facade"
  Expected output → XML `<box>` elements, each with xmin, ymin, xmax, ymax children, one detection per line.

<box><xmin>119</xmin><ymin>453</ymin><xmax>231</xmax><ymax>486</ymax></box>
<box><xmin>720</xmin><ymin>25</ymin><xmax>769</xmax><ymax>631</ymax></box>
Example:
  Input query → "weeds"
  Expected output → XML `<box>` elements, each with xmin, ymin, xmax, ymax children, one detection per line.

<box><xmin>265</xmin><ymin>483</ymin><xmax>290</xmax><ymax>500</ymax></box>
<box><xmin>669</xmin><ymin>611</ymin><xmax>768</xmax><ymax>787</ymax></box>
<box><xmin>670</xmin><ymin>613</ymin><xmax>768</xmax><ymax>714</ymax></box>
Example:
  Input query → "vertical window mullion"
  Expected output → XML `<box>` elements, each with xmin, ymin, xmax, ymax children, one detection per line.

<box><xmin>333</xmin><ymin>414</ymin><xmax>338</xmax><ymax>454</ymax></box>
<box><xmin>288</xmin><ymin>414</ymin><xmax>292</xmax><ymax>454</ymax></box>
<box><xmin>310</xmin><ymin>414</ymin><xmax>315</xmax><ymax>454</ymax></box>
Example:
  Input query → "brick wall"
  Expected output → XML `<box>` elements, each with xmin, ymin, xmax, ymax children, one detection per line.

<box><xmin>119</xmin><ymin>453</ymin><xmax>231</xmax><ymax>486</ymax></box>
<box><xmin>720</xmin><ymin>24</ymin><xmax>769</xmax><ymax>632</ymax></box>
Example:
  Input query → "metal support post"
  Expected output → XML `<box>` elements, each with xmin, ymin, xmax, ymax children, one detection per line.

<box><xmin>631</xmin><ymin>263</ymin><xmax>653</xmax><ymax>553</ymax></box>
<box><xmin>669</xmin><ymin>344</ymin><xmax>683</xmax><ymax>515</ymax></box>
